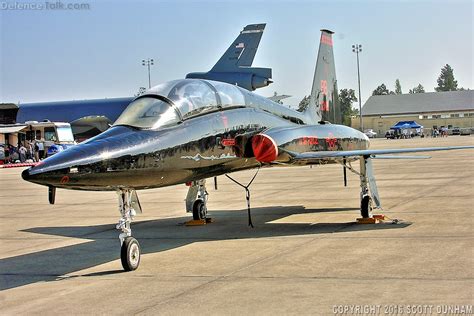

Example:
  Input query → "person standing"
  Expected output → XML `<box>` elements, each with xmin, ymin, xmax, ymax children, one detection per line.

<box><xmin>34</xmin><ymin>142</ymin><xmax>40</xmax><ymax>162</ymax></box>
<box><xmin>37</xmin><ymin>141</ymin><xmax>45</xmax><ymax>159</ymax></box>
<box><xmin>19</xmin><ymin>144</ymin><xmax>27</xmax><ymax>163</ymax></box>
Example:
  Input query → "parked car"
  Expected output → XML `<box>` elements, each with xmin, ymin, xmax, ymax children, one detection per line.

<box><xmin>364</xmin><ymin>129</ymin><xmax>377</xmax><ymax>138</ymax></box>
<box><xmin>452</xmin><ymin>127</ymin><xmax>461</xmax><ymax>135</ymax></box>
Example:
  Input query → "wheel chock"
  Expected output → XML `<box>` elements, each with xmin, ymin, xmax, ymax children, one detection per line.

<box><xmin>185</xmin><ymin>218</ymin><xmax>213</xmax><ymax>226</ymax></box>
<box><xmin>372</xmin><ymin>214</ymin><xmax>386</xmax><ymax>220</ymax></box>
<box><xmin>356</xmin><ymin>217</ymin><xmax>379</xmax><ymax>224</ymax></box>
<box><xmin>185</xmin><ymin>219</ymin><xmax>206</xmax><ymax>226</ymax></box>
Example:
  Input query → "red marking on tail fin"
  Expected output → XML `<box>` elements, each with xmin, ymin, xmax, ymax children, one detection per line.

<box><xmin>321</xmin><ymin>34</ymin><xmax>333</xmax><ymax>46</ymax></box>
<box><xmin>320</xmin><ymin>100</ymin><xmax>329</xmax><ymax>111</ymax></box>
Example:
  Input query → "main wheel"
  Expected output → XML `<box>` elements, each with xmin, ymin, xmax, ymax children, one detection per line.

<box><xmin>121</xmin><ymin>236</ymin><xmax>140</xmax><ymax>271</ymax></box>
<box><xmin>360</xmin><ymin>195</ymin><xmax>371</xmax><ymax>218</ymax></box>
<box><xmin>192</xmin><ymin>200</ymin><xmax>207</xmax><ymax>220</ymax></box>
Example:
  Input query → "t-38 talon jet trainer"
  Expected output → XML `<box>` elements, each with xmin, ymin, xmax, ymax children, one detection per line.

<box><xmin>22</xmin><ymin>28</ymin><xmax>474</xmax><ymax>271</ymax></box>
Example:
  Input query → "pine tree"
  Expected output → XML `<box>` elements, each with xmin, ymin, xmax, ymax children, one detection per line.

<box><xmin>395</xmin><ymin>79</ymin><xmax>402</xmax><ymax>94</ymax></box>
<box><xmin>372</xmin><ymin>84</ymin><xmax>392</xmax><ymax>95</ymax></box>
<box><xmin>409</xmin><ymin>84</ymin><xmax>425</xmax><ymax>94</ymax></box>
<box><xmin>297</xmin><ymin>95</ymin><xmax>311</xmax><ymax>112</ymax></box>
<box><xmin>435</xmin><ymin>64</ymin><xmax>458</xmax><ymax>91</ymax></box>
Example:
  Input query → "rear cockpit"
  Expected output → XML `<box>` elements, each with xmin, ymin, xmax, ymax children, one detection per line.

<box><xmin>114</xmin><ymin>79</ymin><xmax>305</xmax><ymax>130</ymax></box>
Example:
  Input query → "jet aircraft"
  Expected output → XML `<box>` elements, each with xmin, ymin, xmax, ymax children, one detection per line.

<box><xmin>22</xmin><ymin>28</ymin><xmax>474</xmax><ymax>271</ymax></box>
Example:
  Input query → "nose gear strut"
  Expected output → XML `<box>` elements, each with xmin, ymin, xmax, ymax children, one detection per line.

<box><xmin>116</xmin><ymin>189</ymin><xmax>142</xmax><ymax>271</ymax></box>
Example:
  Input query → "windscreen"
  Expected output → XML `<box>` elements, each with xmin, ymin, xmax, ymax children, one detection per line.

<box><xmin>113</xmin><ymin>97</ymin><xmax>179</xmax><ymax>129</ymax></box>
<box><xmin>167</xmin><ymin>80</ymin><xmax>218</xmax><ymax>119</ymax></box>
<box><xmin>56</xmin><ymin>125</ymin><xmax>75</xmax><ymax>142</ymax></box>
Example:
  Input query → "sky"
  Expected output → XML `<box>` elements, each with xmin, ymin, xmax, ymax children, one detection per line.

<box><xmin>1</xmin><ymin>0</ymin><xmax>472</xmax><ymax>107</ymax></box>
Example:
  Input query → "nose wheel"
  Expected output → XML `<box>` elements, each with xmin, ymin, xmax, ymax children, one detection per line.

<box><xmin>121</xmin><ymin>236</ymin><xmax>141</xmax><ymax>271</ymax></box>
<box><xmin>185</xmin><ymin>179</ymin><xmax>209</xmax><ymax>221</ymax></box>
<box><xmin>116</xmin><ymin>189</ymin><xmax>142</xmax><ymax>271</ymax></box>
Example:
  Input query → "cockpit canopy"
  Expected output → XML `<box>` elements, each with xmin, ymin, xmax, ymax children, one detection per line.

<box><xmin>114</xmin><ymin>79</ymin><xmax>249</xmax><ymax>129</ymax></box>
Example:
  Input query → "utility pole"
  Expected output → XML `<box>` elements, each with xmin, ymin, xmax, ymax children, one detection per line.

<box><xmin>352</xmin><ymin>44</ymin><xmax>363</xmax><ymax>131</ymax></box>
<box><xmin>142</xmin><ymin>58</ymin><xmax>155</xmax><ymax>89</ymax></box>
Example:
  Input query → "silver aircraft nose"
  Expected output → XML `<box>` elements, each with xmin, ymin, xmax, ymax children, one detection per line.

<box><xmin>21</xmin><ymin>126</ymin><xmax>151</xmax><ymax>189</ymax></box>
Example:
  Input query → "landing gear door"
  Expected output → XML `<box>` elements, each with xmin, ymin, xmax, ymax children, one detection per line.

<box><xmin>366</xmin><ymin>159</ymin><xmax>382</xmax><ymax>209</ymax></box>
<box><xmin>130</xmin><ymin>190</ymin><xmax>143</xmax><ymax>214</ymax></box>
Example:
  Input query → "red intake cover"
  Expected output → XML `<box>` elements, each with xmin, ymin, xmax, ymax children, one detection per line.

<box><xmin>251</xmin><ymin>134</ymin><xmax>278</xmax><ymax>163</ymax></box>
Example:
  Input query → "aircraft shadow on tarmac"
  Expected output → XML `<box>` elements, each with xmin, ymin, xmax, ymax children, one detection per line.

<box><xmin>0</xmin><ymin>206</ymin><xmax>410</xmax><ymax>290</ymax></box>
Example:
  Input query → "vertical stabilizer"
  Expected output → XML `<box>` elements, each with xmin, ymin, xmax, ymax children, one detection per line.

<box><xmin>211</xmin><ymin>24</ymin><xmax>266</xmax><ymax>71</ymax></box>
<box><xmin>305</xmin><ymin>29</ymin><xmax>340</xmax><ymax>124</ymax></box>
<box><xmin>186</xmin><ymin>23</ymin><xmax>272</xmax><ymax>91</ymax></box>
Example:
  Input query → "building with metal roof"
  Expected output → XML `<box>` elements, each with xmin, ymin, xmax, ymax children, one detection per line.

<box><xmin>352</xmin><ymin>90</ymin><xmax>474</xmax><ymax>136</ymax></box>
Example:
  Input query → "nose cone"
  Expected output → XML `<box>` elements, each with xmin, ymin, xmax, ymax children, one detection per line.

<box><xmin>21</xmin><ymin>168</ymin><xmax>31</xmax><ymax>181</ymax></box>
<box><xmin>21</xmin><ymin>126</ymin><xmax>145</xmax><ymax>189</ymax></box>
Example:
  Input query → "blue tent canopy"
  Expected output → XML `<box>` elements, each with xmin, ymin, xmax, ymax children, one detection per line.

<box><xmin>390</xmin><ymin>120</ymin><xmax>423</xmax><ymax>130</ymax></box>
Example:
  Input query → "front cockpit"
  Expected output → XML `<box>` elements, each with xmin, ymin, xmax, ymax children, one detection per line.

<box><xmin>114</xmin><ymin>79</ymin><xmax>247</xmax><ymax>130</ymax></box>
<box><xmin>114</xmin><ymin>79</ymin><xmax>305</xmax><ymax>130</ymax></box>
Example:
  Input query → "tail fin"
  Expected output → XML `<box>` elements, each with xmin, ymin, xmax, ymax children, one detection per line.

<box><xmin>186</xmin><ymin>23</ymin><xmax>272</xmax><ymax>91</ymax></box>
<box><xmin>211</xmin><ymin>23</ymin><xmax>266</xmax><ymax>71</ymax></box>
<box><xmin>305</xmin><ymin>29</ymin><xmax>341</xmax><ymax>124</ymax></box>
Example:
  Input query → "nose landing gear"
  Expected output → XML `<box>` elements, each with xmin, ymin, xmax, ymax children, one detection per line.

<box><xmin>185</xmin><ymin>179</ymin><xmax>209</xmax><ymax>221</ymax></box>
<box><xmin>116</xmin><ymin>189</ymin><xmax>142</xmax><ymax>271</ymax></box>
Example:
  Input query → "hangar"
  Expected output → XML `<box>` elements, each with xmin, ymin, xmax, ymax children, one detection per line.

<box><xmin>352</xmin><ymin>90</ymin><xmax>474</xmax><ymax>136</ymax></box>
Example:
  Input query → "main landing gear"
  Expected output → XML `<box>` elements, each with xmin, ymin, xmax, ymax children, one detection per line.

<box><xmin>358</xmin><ymin>155</ymin><xmax>382</xmax><ymax>220</ymax></box>
<box><xmin>185</xmin><ymin>179</ymin><xmax>209</xmax><ymax>221</ymax></box>
<box><xmin>339</xmin><ymin>156</ymin><xmax>382</xmax><ymax>221</ymax></box>
<box><xmin>116</xmin><ymin>189</ymin><xmax>142</xmax><ymax>271</ymax></box>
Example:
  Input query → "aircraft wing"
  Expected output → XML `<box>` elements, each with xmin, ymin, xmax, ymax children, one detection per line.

<box><xmin>289</xmin><ymin>146</ymin><xmax>474</xmax><ymax>160</ymax></box>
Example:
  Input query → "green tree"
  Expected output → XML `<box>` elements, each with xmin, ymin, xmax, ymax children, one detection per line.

<box><xmin>395</xmin><ymin>79</ymin><xmax>402</xmax><ymax>94</ymax></box>
<box><xmin>372</xmin><ymin>84</ymin><xmax>394</xmax><ymax>96</ymax></box>
<box><xmin>435</xmin><ymin>64</ymin><xmax>458</xmax><ymax>91</ymax></box>
<box><xmin>409</xmin><ymin>84</ymin><xmax>425</xmax><ymax>94</ymax></box>
<box><xmin>339</xmin><ymin>88</ymin><xmax>358</xmax><ymax>126</ymax></box>
<box><xmin>298</xmin><ymin>95</ymin><xmax>310</xmax><ymax>112</ymax></box>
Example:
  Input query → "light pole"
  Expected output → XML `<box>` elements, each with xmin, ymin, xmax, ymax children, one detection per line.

<box><xmin>142</xmin><ymin>58</ymin><xmax>154</xmax><ymax>89</ymax></box>
<box><xmin>352</xmin><ymin>44</ymin><xmax>363</xmax><ymax>131</ymax></box>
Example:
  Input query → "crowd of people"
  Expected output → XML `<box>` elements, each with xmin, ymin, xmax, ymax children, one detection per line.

<box><xmin>431</xmin><ymin>127</ymin><xmax>449</xmax><ymax>137</ymax></box>
<box><xmin>3</xmin><ymin>141</ymin><xmax>45</xmax><ymax>164</ymax></box>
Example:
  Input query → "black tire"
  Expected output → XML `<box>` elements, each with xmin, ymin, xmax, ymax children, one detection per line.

<box><xmin>121</xmin><ymin>236</ymin><xmax>140</xmax><ymax>271</ymax></box>
<box><xmin>360</xmin><ymin>195</ymin><xmax>370</xmax><ymax>218</ymax></box>
<box><xmin>192</xmin><ymin>200</ymin><xmax>207</xmax><ymax>220</ymax></box>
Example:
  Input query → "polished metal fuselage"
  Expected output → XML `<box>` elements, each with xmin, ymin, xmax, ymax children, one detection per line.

<box><xmin>23</xmin><ymin>104</ymin><xmax>369</xmax><ymax>191</ymax></box>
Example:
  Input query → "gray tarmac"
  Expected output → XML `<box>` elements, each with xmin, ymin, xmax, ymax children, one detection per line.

<box><xmin>0</xmin><ymin>136</ymin><xmax>473</xmax><ymax>315</ymax></box>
